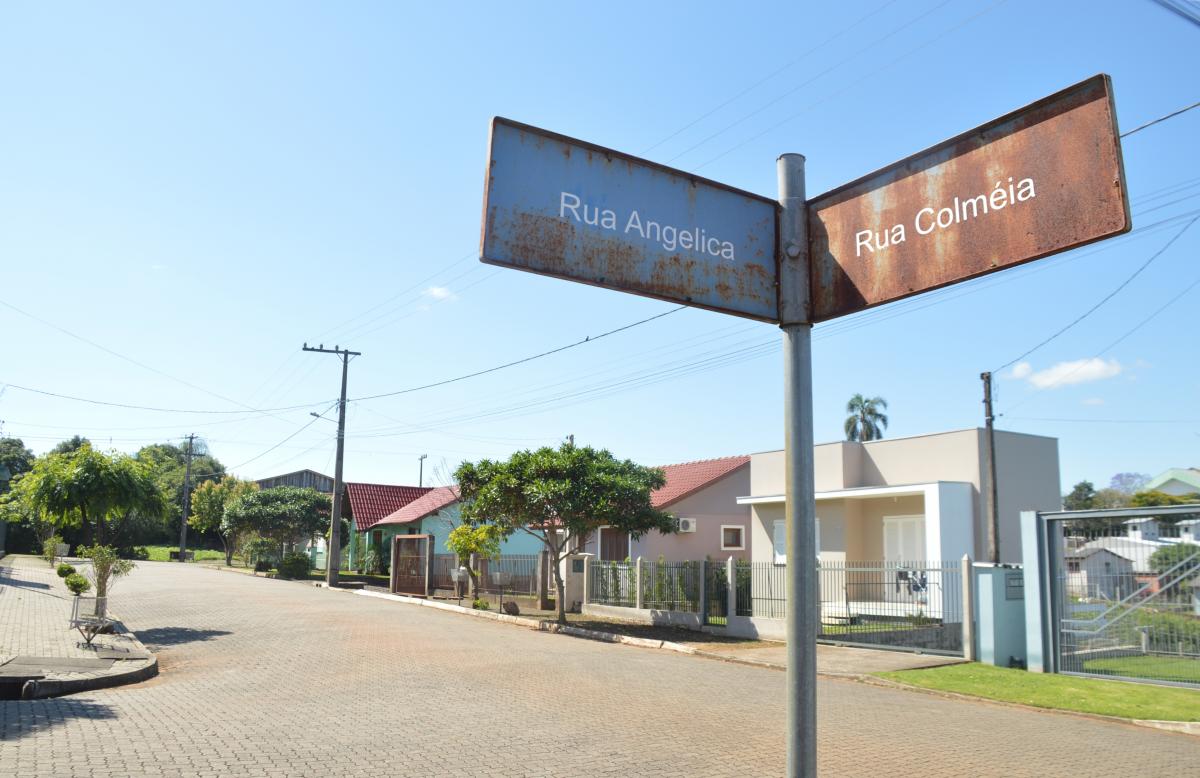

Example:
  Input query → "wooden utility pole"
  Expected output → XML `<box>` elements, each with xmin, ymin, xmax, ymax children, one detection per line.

<box><xmin>981</xmin><ymin>372</ymin><xmax>999</xmax><ymax>563</ymax></box>
<box><xmin>178</xmin><ymin>433</ymin><xmax>196</xmax><ymax>562</ymax></box>
<box><xmin>303</xmin><ymin>343</ymin><xmax>361</xmax><ymax>587</ymax></box>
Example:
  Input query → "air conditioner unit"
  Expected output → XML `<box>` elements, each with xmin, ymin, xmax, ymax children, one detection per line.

<box><xmin>677</xmin><ymin>517</ymin><xmax>697</xmax><ymax>533</ymax></box>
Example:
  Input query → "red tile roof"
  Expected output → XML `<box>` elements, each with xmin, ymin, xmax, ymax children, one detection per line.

<box><xmin>651</xmin><ymin>455</ymin><xmax>750</xmax><ymax>509</ymax></box>
<box><xmin>375</xmin><ymin>485</ymin><xmax>460</xmax><ymax>527</ymax></box>
<box><xmin>344</xmin><ymin>482</ymin><xmax>432</xmax><ymax>531</ymax></box>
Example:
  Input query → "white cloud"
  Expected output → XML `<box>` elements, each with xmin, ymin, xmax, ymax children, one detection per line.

<box><xmin>423</xmin><ymin>286</ymin><xmax>457</xmax><ymax>301</ymax></box>
<box><xmin>1009</xmin><ymin>362</ymin><xmax>1032</xmax><ymax>379</ymax></box>
<box><xmin>1082</xmin><ymin>397</ymin><xmax>1105</xmax><ymax>406</ymax></box>
<box><xmin>1023</xmin><ymin>358</ymin><xmax>1122</xmax><ymax>389</ymax></box>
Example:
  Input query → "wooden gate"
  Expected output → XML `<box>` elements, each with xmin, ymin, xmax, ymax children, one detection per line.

<box><xmin>390</xmin><ymin>534</ymin><xmax>433</xmax><ymax>596</ymax></box>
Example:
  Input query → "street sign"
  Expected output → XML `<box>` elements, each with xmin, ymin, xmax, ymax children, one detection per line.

<box><xmin>480</xmin><ymin>117</ymin><xmax>779</xmax><ymax>322</ymax></box>
<box><xmin>807</xmin><ymin>74</ymin><xmax>1130</xmax><ymax>321</ymax></box>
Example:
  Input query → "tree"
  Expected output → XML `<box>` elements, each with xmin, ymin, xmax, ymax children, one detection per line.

<box><xmin>0</xmin><ymin>437</ymin><xmax>35</xmax><ymax>490</ymax></box>
<box><xmin>1063</xmin><ymin>480</ymin><xmax>1096</xmax><ymax>511</ymax></box>
<box><xmin>1129</xmin><ymin>489</ymin><xmax>1200</xmax><ymax>526</ymax></box>
<box><xmin>136</xmin><ymin>441</ymin><xmax>225</xmax><ymax>539</ymax></box>
<box><xmin>49</xmin><ymin>435</ymin><xmax>90</xmax><ymax>456</ymax></box>
<box><xmin>445</xmin><ymin>523</ymin><xmax>503</xmax><ymax>600</ymax></box>
<box><xmin>455</xmin><ymin>442</ymin><xmax>675</xmax><ymax>624</ymax></box>
<box><xmin>844</xmin><ymin>394</ymin><xmax>888</xmax><ymax>442</ymax></box>
<box><xmin>1091</xmin><ymin>488</ymin><xmax>1132</xmax><ymax>510</ymax></box>
<box><xmin>1109</xmin><ymin>472</ymin><xmax>1150</xmax><ymax>494</ymax></box>
<box><xmin>9</xmin><ymin>444</ymin><xmax>164</xmax><ymax>546</ymax></box>
<box><xmin>1148</xmin><ymin>543</ymin><xmax>1199</xmax><ymax>596</ymax></box>
<box><xmin>190</xmin><ymin>477</ymin><xmax>259</xmax><ymax>565</ymax></box>
<box><xmin>222</xmin><ymin>486</ymin><xmax>329</xmax><ymax>550</ymax></box>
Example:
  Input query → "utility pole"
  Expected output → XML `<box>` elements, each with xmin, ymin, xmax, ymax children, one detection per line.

<box><xmin>778</xmin><ymin>152</ymin><xmax>817</xmax><ymax>778</ymax></box>
<box><xmin>303</xmin><ymin>343</ymin><xmax>361</xmax><ymax>587</ymax></box>
<box><xmin>178</xmin><ymin>433</ymin><xmax>196</xmax><ymax>562</ymax></box>
<box><xmin>981</xmin><ymin>372</ymin><xmax>1000</xmax><ymax>563</ymax></box>
<box><xmin>418</xmin><ymin>454</ymin><xmax>428</xmax><ymax>487</ymax></box>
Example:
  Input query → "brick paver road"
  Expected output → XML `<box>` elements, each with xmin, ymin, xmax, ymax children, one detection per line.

<box><xmin>2</xmin><ymin>562</ymin><xmax>1196</xmax><ymax>776</ymax></box>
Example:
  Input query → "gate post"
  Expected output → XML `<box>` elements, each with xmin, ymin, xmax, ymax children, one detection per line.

<box><xmin>582</xmin><ymin>555</ymin><xmax>592</xmax><ymax>605</ymax></box>
<box><xmin>961</xmin><ymin>555</ymin><xmax>976</xmax><ymax>661</ymax></box>
<box><xmin>635</xmin><ymin>557</ymin><xmax>644</xmax><ymax>609</ymax></box>
<box><xmin>726</xmin><ymin>557</ymin><xmax>737</xmax><ymax>619</ymax></box>
<box><xmin>1020</xmin><ymin>510</ymin><xmax>1052</xmax><ymax>673</ymax></box>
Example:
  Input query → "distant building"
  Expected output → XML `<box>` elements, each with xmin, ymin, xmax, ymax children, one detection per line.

<box><xmin>255</xmin><ymin>469</ymin><xmax>335</xmax><ymax>493</ymax></box>
<box><xmin>1144</xmin><ymin>468</ymin><xmax>1200</xmax><ymax>497</ymax></box>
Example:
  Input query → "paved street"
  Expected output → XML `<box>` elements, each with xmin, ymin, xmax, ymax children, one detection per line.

<box><xmin>2</xmin><ymin>561</ymin><xmax>1196</xmax><ymax>776</ymax></box>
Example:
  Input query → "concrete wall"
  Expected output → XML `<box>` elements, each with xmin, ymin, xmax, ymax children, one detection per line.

<box><xmin>992</xmin><ymin>431</ymin><xmax>1061</xmax><ymax>563</ymax></box>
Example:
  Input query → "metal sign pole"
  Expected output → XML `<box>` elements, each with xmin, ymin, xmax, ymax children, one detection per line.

<box><xmin>778</xmin><ymin>153</ymin><xmax>816</xmax><ymax>777</ymax></box>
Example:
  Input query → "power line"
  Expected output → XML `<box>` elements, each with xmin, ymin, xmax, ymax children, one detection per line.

<box><xmin>1147</xmin><ymin>0</ymin><xmax>1200</xmax><ymax>29</ymax></box>
<box><xmin>1007</xmin><ymin>416</ymin><xmax>1200</xmax><ymax>424</ymax></box>
<box><xmin>1120</xmin><ymin>98</ymin><xmax>1200</xmax><ymax>138</ymax></box>
<box><xmin>229</xmin><ymin>403</ymin><xmax>337</xmax><ymax>471</ymax></box>
<box><xmin>992</xmin><ymin>214</ymin><xmax>1199</xmax><ymax>373</ymax></box>
<box><xmin>0</xmin><ymin>382</ymin><xmax>332</xmax><ymax>415</ymax></box>
<box><xmin>349</xmin><ymin>305</ymin><xmax>685</xmax><ymax>402</ymax></box>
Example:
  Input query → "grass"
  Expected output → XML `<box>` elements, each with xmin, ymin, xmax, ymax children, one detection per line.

<box><xmin>878</xmin><ymin>663</ymin><xmax>1200</xmax><ymax>721</ymax></box>
<box><xmin>140</xmin><ymin>545</ymin><xmax>226</xmax><ymax>563</ymax></box>
<box><xmin>1083</xmin><ymin>655</ymin><xmax>1200</xmax><ymax>684</ymax></box>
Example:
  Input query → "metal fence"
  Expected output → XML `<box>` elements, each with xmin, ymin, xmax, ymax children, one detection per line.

<box><xmin>641</xmin><ymin>560</ymin><xmax>702</xmax><ymax>612</ymax></box>
<box><xmin>1049</xmin><ymin>506</ymin><xmax>1200</xmax><ymax>687</ymax></box>
<box><xmin>476</xmin><ymin>554</ymin><xmax>540</xmax><ymax>597</ymax></box>
<box><xmin>815</xmin><ymin>560</ymin><xmax>963</xmax><ymax>654</ymax></box>
<box><xmin>589</xmin><ymin>560</ymin><xmax>637</xmax><ymax>608</ymax></box>
<box><xmin>735</xmin><ymin>562</ymin><xmax>786</xmax><ymax>619</ymax></box>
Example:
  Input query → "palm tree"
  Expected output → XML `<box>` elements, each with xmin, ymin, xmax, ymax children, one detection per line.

<box><xmin>844</xmin><ymin>395</ymin><xmax>888</xmax><ymax>442</ymax></box>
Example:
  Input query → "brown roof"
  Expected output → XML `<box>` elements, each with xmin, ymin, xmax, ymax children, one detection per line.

<box><xmin>375</xmin><ymin>486</ymin><xmax>460</xmax><ymax>527</ymax></box>
<box><xmin>652</xmin><ymin>456</ymin><xmax>750</xmax><ymax>509</ymax></box>
<box><xmin>344</xmin><ymin>482</ymin><xmax>432</xmax><ymax>531</ymax></box>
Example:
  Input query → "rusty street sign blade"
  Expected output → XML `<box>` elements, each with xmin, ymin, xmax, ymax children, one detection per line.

<box><xmin>807</xmin><ymin>74</ymin><xmax>1130</xmax><ymax>322</ymax></box>
<box><xmin>480</xmin><ymin>117</ymin><xmax>780</xmax><ymax>322</ymax></box>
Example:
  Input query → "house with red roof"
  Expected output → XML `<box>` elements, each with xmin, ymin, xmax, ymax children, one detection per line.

<box><xmin>369</xmin><ymin>485</ymin><xmax>543</xmax><ymax>557</ymax></box>
<box><xmin>342</xmin><ymin>482</ymin><xmax>433</xmax><ymax>566</ymax></box>
<box><xmin>577</xmin><ymin>455</ymin><xmax>753</xmax><ymax>562</ymax></box>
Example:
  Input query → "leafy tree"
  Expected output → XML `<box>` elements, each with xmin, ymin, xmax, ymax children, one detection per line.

<box><xmin>1091</xmin><ymin>488</ymin><xmax>1132</xmax><ymax>510</ymax></box>
<box><xmin>1129</xmin><ymin>489</ymin><xmax>1200</xmax><ymax>526</ymax></box>
<box><xmin>9</xmin><ymin>444</ymin><xmax>164</xmax><ymax>546</ymax></box>
<box><xmin>189</xmin><ymin>477</ymin><xmax>259</xmax><ymax>565</ymax></box>
<box><xmin>445</xmin><ymin>523</ymin><xmax>503</xmax><ymax>599</ymax></box>
<box><xmin>1148</xmin><ymin>543</ymin><xmax>1199</xmax><ymax>596</ymax></box>
<box><xmin>844</xmin><ymin>394</ymin><xmax>888</xmax><ymax>442</ymax></box>
<box><xmin>50</xmin><ymin>435</ymin><xmax>90</xmax><ymax>456</ymax></box>
<box><xmin>0</xmin><ymin>437</ymin><xmax>35</xmax><ymax>490</ymax></box>
<box><xmin>1109</xmin><ymin>472</ymin><xmax>1149</xmax><ymax>494</ymax></box>
<box><xmin>455</xmin><ymin>442</ymin><xmax>674</xmax><ymax>624</ymax></box>
<box><xmin>136</xmin><ymin>441</ymin><xmax>225</xmax><ymax>538</ymax></box>
<box><xmin>222</xmin><ymin>486</ymin><xmax>329</xmax><ymax>549</ymax></box>
<box><xmin>79</xmin><ymin>543</ymin><xmax>135</xmax><ymax>602</ymax></box>
<box><xmin>1063</xmin><ymin>481</ymin><xmax>1096</xmax><ymax>511</ymax></box>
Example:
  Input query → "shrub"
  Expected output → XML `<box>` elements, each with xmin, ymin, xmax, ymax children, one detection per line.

<box><xmin>254</xmin><ymin>559</ymin><xmax>272</xmax><ymax>572</ymax></box>
<box><xmin>64</xmin><ymin>573</ymin><xmax>91</xmax><ymax>596</ymax></box>
<box><xmin>78</xmin><ymin>544</ymin><xmax>135</xmax><ymax>598</ymax></box>
<box><xmin>56</xmin><ymin>563</ymin><xmax>76</xmax><ymax>578</ymax></box>
<box><xmin>276</xmin><ymin>551</ymin><xmax>312</xmax><ymax>580</ymax></box>
<box><xmin>42</xmin><ymin>535</ymin><xmax>64</xmax><ymax>566</ymax></box>
<box><xmin>472</xmin><ymin>598</ymin><xmax>491</xmax><ymax>610</ymax></box>
<box><xmin>242</xmin><ymin>536</ymin><xmax>276</xmax><ymax>569</ymax></box>
<box><xmin>361</xmin><ymin>547</ymin><xmax>383</xmax><ymax>576</ymax></box>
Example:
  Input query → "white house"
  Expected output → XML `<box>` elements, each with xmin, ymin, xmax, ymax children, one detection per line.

<box><xmin>738</xmin><ymin>428</ymin><xmax>1062</xmax><ymax>567</ymax></box>
<box><xmin>1144</xmin><ymin>468</ymin><xmax>1200</xmax><ymax>497</ymax></box>
<box><xmin>1065</xmin><ymin>547</ymin><xmax>1135</xmax><ymax>600</ymax></box>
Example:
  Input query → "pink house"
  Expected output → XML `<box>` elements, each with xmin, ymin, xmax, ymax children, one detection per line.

<box><xmin>581</xmin><ymin>455</ymin><xmax>752</xmax><ymax>562</ymax></box>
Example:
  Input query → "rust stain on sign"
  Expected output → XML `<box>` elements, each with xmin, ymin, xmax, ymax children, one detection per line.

<box><xmin>806</xmin><ymin>74</ymin><xmax>1130</xmax><ymax>322</ymax></box>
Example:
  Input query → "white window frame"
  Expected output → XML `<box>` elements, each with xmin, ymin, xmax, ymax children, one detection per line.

<box><xmin>720</xmin><ymin>525</ymin><xmax>745</xmax><ymax>551</ymax></box>
<box><xmin>882</xmin><ymin>515</ymin><xmax>925</xmax><ymax>564</ymax></box>
<box><xmin>772</xmin><ymin>518</ymin><xmax>820</xmax><ymax>565</ymax></box>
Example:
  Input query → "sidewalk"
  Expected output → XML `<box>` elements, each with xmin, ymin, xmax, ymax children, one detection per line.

<box><xmin>0</xmin><ymin>554</ymin><xmax>156</xmax><ymax>699</ymax></box>
<box><xmin>691</xmin><ymin>641</ymin><xmax>965</xmax><ymax>675</ymax></box>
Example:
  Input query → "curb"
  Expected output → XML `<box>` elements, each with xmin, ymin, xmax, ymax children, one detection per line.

<box><xmin>864</xmin><ymin>675</ymin><xmax>1200</xmax><ymax>738</ymax></box>
<box><xmin>21</xmin><ymin>619</ymin><xmax>158</xmax><ymax>700</ymax></box>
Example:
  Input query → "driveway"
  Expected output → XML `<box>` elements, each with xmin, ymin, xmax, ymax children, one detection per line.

<box><xmin>1</xmin><ymin>561</ymin><xmax>1195</xmax><ymax>776</ymax></box>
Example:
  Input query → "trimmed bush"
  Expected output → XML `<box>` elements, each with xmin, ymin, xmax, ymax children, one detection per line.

<box><xmin>276</xmin><ymin>551</ymin><xmax>312</xmax><ymax>580</ymax></box>
<box><xmin>472</xmin><ymin>598</ymin><xmax>490</xmax><ymax>611</ymax></box>
<box><xmin>56</xmin><ymin>563</ymin><xmax>76</xmax><ymax>578</ymax></box>
<box><xmin>64</xmin><ymin>573</ymin><xmax>91</xmax><ymax>596</ymax></box>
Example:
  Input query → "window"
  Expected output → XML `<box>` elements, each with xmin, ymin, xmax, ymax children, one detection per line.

<box><xmin>721</xmin><ymin>525</ymin><xmax>744</xmax><ymax>550</ymax></box>
<box><xmin>1067</xmin><ymin>560</ymin><xmax>1081</xmax><ymax>573</ymax></box>
<box><xmin>772</xmin><ymin>519</ymin><xmax>820</xmax><ymax>564</ymax></box>
<box><xmin>883</xmin><ymin>516</ymin><xmax>925</xmax><ymax>563</ymax></box>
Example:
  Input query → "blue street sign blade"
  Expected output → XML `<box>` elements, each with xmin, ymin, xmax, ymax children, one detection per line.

<box><xmin>481</xmin><ymin>118</ymin><xmax>779</xmax><ymax>322</ymax></box>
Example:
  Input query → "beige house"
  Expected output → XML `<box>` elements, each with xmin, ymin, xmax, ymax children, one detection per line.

<box><xmin>738</xmin><ymin>429</ymin><xmax>1061</xmax><ymax>566</ymax></box>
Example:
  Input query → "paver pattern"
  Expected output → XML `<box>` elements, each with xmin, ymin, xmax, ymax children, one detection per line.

<box><xmin>2</xmin><ymin>560</ymin><xmax>1197</xmax><ymax>776</ymax></box>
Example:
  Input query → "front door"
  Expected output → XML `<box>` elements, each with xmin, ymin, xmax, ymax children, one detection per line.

<box><xmin>599</xmin><ymin>527</ymin><xmax>629</xmax><ymax>562</ymax></box>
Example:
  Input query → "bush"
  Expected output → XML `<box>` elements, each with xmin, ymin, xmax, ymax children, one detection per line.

<box><xmin>78</xmin><ymin>544</ymin><xmax>135</xmax><ymax>598</ymax></box>
<box><xmin>472</xmin><ymin>598</ymin><xmax>490</xmax><ymax>610</ymax></box>
<box><xmin>42</xmin><ymin>535</ymin><xmax>64</xmax><ymax>566</ymax></box>
<box><xmin>276</xmin><ymin>551</ymin><xmax>312</xmax><ymax>580</ymax></box>
<box><xmin>64</xmin><ymin>573</ymin><xmax>91</xmax><ymax>596</ymax></box>
<box><xmin>120</xmin><ymin>546</ymin><xmax>150</xmax><ymax>561</ymax></box>
<box><xmin>56</xmin><ymin>563</ymin><xmax>76</xmax><ymax>578</ymax></box>
<box><xmin>254</xmin><ymin>559</ymin><xmax>272</xmax><ymax>573</ymax></box>
<box><xmin>361</xmin><ymin>547</ymin><xmax>383</xmax><ymax>576</ymax></box>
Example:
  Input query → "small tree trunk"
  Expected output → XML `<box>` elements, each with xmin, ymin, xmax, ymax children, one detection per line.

<box><xmin>222</xmin><ymin>535</ymin><xmax>233</xmax><ymax>566</ymax></box>
<box><xmin>553</xmin><ymin>562</ymin><xmax>567</xmax><ymax>624</ymax></box>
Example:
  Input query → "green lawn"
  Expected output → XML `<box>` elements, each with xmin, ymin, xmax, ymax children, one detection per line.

<box><xmin>1083</xmin><ymin>655</ymin><xmax>1200</xmax><ymax>684</ymax></box>
<box><xmin>878</xmin><ymin>663</ymin><xmax>1200</xmax><ymax>721</ymax></box>
<box><xmin>140</xmin><ymin>545</ymin><xmax>226</xmax><ymax>563</ymax></box>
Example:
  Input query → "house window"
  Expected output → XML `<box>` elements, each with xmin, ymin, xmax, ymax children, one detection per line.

<box><xmin>772</xmin><ymin>519</ymin><xmax>820</xmax><ymax>564</ymax></box>
<box><xmin>883</xmin><ymin>516</ymin><xmax>925</xmax><ymax>563</ymax></box>
<box><xmin>1067</xmin><ymin>560</ymin><xmax>1081</xmax><ymax>573</ymax></box>
<box><xmin>721</xmin><ymin>525</ymin><xmax>744</xmax><ymax>551</ymax></box>
<box><xmin>372</xmin><ymin>530</ymin><xmax>383</xmax><ymax>548</ymax></box>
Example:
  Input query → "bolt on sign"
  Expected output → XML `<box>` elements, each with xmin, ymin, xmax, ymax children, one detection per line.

<box><xmin>807</xmin><ymin>74</ymin><xmax>1130</xmax><ymax>322</ymax></box>
<box><xmin>480</xmin><ymin>117</ymin><xmax>780</xmax><ymax>322</ymax></box>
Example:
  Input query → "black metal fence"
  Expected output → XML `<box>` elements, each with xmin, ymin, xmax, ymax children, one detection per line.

<box><xmin>589</xmin><ymin>560</ymin><xmax>637</xmax><ymax>608</ymax></box>
<box><xmin>642</xmin><ymin>560</ymin><xmax>702</xmax><ymax>612</ymax></box>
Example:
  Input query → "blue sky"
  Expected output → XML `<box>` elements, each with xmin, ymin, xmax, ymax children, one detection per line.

<box><xmin>1</xmin><ymin>1</ymin><xmax>1197</xmax><ymax>494</ymax></box>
